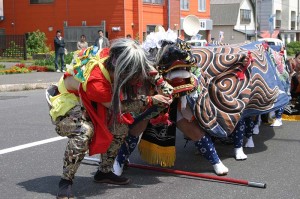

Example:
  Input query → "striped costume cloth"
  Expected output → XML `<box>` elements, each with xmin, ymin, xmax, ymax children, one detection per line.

<box><xmin>192</xmin><ymin>41</ymin><xmax>290</xmax><ymax>138</ymax></box>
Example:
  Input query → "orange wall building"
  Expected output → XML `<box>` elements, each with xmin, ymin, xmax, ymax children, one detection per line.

<box><xmin>0</xmin><ymin>0</ymin><xmax>211</xmax><ymax>50</ymax></box>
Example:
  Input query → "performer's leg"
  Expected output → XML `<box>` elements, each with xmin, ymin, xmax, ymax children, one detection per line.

<box><xmin>270</xmin><ymin>107</ymin><xmax>284</xmax><ymax>127</ymax></box>
<box><xmin>55</xmin><ymin>106</ymin><xmax>94</xmax><ymax>199</ymax></box>
<box><xmin>112</xmin><ymin>133</ymin><xmax>139</xmax><ymax>176</ymax></box>
<box><xmin>232</xmin><ymin>119</ymin><xmax>247</xmax><ymax>160</ymax></box>
<box><xmin>177</xmin><ymin>119</ymin><xmax>228</xmax><ymax>176</ymax></box>
<box><xmin>94</xmin><ymin>123</ymin><xmax>130</xmax><ymax>185</ymax></box>
<box><xmin>61</xmin><ymin>121</ymin><xmax>93</xmax><ymax>180</ymax></box>
<box><xmin>194</xmin><ymin>135</ymin><xmax>229</xmax><ymax>176</ymax></box>
<box><xmin>244</xmin><ymin>117</ymin><xmax>255</xmax><ymax>148</ymax></box>
<box><xmin>112</xmin><ymin>120</ymin><xmax>149</xmax><ymax>176</ymax></box>
<box><xmin>252</xmin><ymin>115</ymin><xmax>261</xmax><ymax>135</ymax></box>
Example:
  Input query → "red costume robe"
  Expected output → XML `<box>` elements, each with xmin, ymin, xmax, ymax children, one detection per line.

<box><xmin>79</xmin><ymin>66</ymin><xmax>113</xmax><ymax>155</ymax></box>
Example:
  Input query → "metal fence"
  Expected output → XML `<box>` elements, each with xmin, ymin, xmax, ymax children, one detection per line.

<box><xmin>0</xmin><ymin>35</ymin><xmax>27</xmax><ymax>60</ymax></box>
<box><xmin>0</xmin><ymin>23</ymin><xmax>106</xmax><ymax>60</ymax></box>
<box><xmin>64</xmin><ymin>26</ymin><xmax>105</xmax><ymax>52</ymax></box>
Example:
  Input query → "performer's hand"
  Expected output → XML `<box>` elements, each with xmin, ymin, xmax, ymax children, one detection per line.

<box><xmin>152</xmin><ymin>94</ymin><xmax>173</xmax><ymax>106</ymax></box>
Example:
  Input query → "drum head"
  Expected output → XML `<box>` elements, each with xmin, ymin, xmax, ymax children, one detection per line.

<box><xmin>183</xmin><ymin>15</ymin><xmax>201</xmax><ymax>36</ymax></box>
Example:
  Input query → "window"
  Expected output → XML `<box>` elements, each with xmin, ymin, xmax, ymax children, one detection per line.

<box><xmin>153</xmin><ymin>0</ymin><xmax>163</xmax><ymax>3</ymax></box>
<box><xmin>146</xmin><ymin>25</ymin><xmax>156</xmax><ymax>35</ymax></box>
<box><xmin>143</xmin><ymin>0</ymin><xmax>164</xmax><ymax>4</ymax></box>
<box><xmin>198</xmin><ymin>0</ymin><xmax>206</xmax><ymax>12</ymax></box>
<box><xmin>240</xmin><ymin>9</ymin><xmax>251</xmax><ymax>24</ymax></box>
<box><xmin>181</xmin><ymin>0</ymin><xmax>189</xmax><ymax>10</ymax></box>
<box><xmin>30</xmin><ymin>0</ymin><xmax>54</xmax><ymax>4</ymax></box>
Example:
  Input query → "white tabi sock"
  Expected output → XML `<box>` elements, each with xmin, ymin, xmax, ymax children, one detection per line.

<box><xmin>244</xmin><ymin>136</ymin><xmax>255</xmax><ymax>148</ymax></box>
<box><xmin>234</xmin><ymin>147</ymin><xmax>247</xmax><ymax>160</ymax></box>
<box><xmin>212</xmin><ymin>161</ymin><xmax>229</xmax><ymax>176</ymax></box>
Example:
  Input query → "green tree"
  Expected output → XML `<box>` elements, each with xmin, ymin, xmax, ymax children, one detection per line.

<box><xmin>286</xmin><ymin>41</ymin><xmax>300</xmax><ymax>56</ymax></box>
<box><xmin>26</xmin><ymin>30</ymin><xmax>49</xmax><ymax>55</ymax></box>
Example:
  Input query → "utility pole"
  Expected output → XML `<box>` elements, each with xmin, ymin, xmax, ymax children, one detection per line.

<box><xmin>255</xmin><ymin>0</ymin><xmax>258</xmax><ymax>41</ymax></box>
<box><xmin>297</xmin><ymin>0</ymin><xmax>300</xmax><ymax>41</ymax></box>
<box><xmin>298</xmin><ymin>0</ymin><xmax>300</xmax><ymax>30</ymax></box>
<box><xmin>245</xmin><ymin>25</ymin><xmax>247</xmax><ymax>41</ymax></box>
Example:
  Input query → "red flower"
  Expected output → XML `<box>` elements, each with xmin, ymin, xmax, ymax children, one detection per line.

<box><xmin>15</xmin><ymin>63</ymin><xmax>25</xmax><ymax>68</ymax></box>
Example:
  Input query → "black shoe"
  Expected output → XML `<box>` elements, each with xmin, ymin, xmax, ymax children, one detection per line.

<box><xmin>123</xmin><ymin>159</ymin><xmax>130</xmax><ymax>170</ymax></box>
<box><xmin>56</xmin><ymin>179</ymin><xmax>74</xmax><ymax>199</ymax></box>
<box><xmin>94</xmin><ymin>170</ymin><xmax>130</xmax><ymax>185</ymax></box>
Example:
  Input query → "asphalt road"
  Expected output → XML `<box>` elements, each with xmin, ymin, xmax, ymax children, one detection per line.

<box><xmin>0</xmin><ymin>90</ymin><xmax>300</xmax><ymax>199</ymax></box>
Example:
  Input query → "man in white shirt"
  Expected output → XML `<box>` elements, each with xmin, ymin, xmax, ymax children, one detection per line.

<box><xmin>94</xmin><ymin>30</ymin><xmax>109</xmax><ymax>50</ymax></box>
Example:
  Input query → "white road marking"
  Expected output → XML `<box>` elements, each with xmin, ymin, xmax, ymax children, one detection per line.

<box><xmin>0</xmin><ymin>136</ymin><xmax>67</xmax><ymax>155</ymax></box>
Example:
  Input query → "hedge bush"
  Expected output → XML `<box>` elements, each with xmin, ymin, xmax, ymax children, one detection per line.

<box><xmin>26</xmin><ymin>30</ymin><xmax>50</xmax><ymax>55</ymax></box>
<box><xmin>286</xmin><ymin>41</ymin><xmax>300</xmax><ymax>56</ymax></box>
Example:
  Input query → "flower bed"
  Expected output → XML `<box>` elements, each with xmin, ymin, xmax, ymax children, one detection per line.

<box><xmin>27</xmin><ymin>65</ymin><xmax>49</xmax><ymax>72</ymax></box>
<box><xmin>0</xmin><ymin>63</ymin><xmax>49</xmax><ymax>75</ymax></box>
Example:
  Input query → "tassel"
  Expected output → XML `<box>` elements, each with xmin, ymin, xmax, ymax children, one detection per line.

<box><xmin>236</xmin><ymin>51</ymin><xmax>253</xmax><ymax>80</ymax></box>
<box><xmin>138</xmin><ymin>139</ymin><xmax>176</xmax><ymax>167</ymax></box>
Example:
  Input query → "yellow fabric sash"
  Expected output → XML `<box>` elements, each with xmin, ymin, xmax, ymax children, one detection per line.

<box><xmin>82</xmin><ymin>57</ymin><xmax>110</xmax><ymax>91</ymax></box>
<box><xmin>49</xmin><ymin>76</ymin><xmax>79</xmax><ymax>121</ymax></box>
<box><xmin>49</xmin><ymin>56</ymin><xmax>110</xmax><ymax>121</ymax></box>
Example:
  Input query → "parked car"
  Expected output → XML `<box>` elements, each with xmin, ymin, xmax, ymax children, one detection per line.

<box><xmin>186</xmin><ymin>34</ymin><xmax>207</xmax><ymax>49</ymax></box>
<box><xmin>258</xmin><ymin>38</ymin><xmax>284</xmax><ymax>46</ymax></box>
<box><xmin>186</xmin><ymin>39</ymin><xmax>208</xmax><ymax>48</ymax></box>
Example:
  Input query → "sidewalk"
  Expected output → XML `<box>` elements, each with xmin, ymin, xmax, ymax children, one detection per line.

<box><xmin>0</xmin><ymin>72</ymin><xmax>62</xmax><ymax>92</ymax></box>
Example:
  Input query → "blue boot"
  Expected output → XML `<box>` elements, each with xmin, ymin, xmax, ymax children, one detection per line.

<box><xmin>195</xmin><ymin>135</ymin><xmax>228</xmax><ymax>175</ymax></box>
<box><xmin>113</xmin><ymin>134</ymin><xmax>139</xmax><ymax>176</ymax></box>
<box><xmin>232</xmin><ymin>119</ymin><xmax>247</xmax><ymax>160</ymax></box>
<box><xmin>195</xmin><ymin>135</ymin><xmax>220</xmax><ymax>165</ymax></box>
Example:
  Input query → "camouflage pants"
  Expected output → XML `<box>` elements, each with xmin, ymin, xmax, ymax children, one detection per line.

<box><xmin>55</xmin><ymin>105</ymin><xmax>94</xmax><ymax>181</ymax></box>
<box><xmin>98</xmin><ymin>100</ymin><xmax>166</xmax><ymax>173</ymax></box>
<box><xmin>99</xmin><ymin>123</ymin><xmax>128</xmax><ymax>173</ymax></box>
<box><xmin>98</xmin><ymin>100</ymin><xmax>149</xmax><ymax>173</ymax></box>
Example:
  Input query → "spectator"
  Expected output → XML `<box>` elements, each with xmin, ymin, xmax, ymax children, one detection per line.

<box><xmin>290</xmin><ymin>52</ymin><xmax>300</xmax><ymax>99</ymax></box>
<box><xmin>77</xmin><ymin>34</ymin><xmax>88</xmax><ymax>50</ymax></box>
<box><xmin>94</xmin><ymin>30</ymin><xmax>109</xmax><ymax>51</ymax></box>
<box><xmin>126</xmin><ymin>34</ymin><xmax>132</xmax><ymax>39</ymax></box>
<box><xmin>54</xmin><ymin>30</ymin><xmax>65</xmax><ymax>73</ymax></box>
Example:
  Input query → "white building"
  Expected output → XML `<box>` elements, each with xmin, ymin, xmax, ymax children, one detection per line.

<box><xmin>256</xmin><ymin>0</ymin><xmax>300</xmax><ymax>44</ymax></box>
<box><xmin>211</xmin><ymin>0</ymin><xmax>256</xmax><ymax>44</ymax></box>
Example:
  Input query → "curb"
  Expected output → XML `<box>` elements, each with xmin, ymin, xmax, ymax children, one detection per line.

<box><xmin>0</xmin><ymin>82</ymin><xmax>56</xmax><ymax>92</ymax></box>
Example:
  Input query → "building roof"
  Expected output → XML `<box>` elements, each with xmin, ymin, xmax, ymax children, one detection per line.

<box><xmin>211</xmin><ymin>4</ymin><xmax>240</xmax><ymax>25</ymax></box>
<box><xmin>211</xmin><ymin>0</ymin><xmax>243</xmax><ymax>4</ymax></box>
<box><xmin>234</xmin><ymin>29</ymin><xmax>256</xmax><ymax>36</ymax></box>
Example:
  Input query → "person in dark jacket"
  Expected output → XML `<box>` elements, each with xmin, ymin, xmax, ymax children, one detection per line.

<box><xmin>94</xmin><ymin>30</ymin><xmax>109</xmax><ymax>51</ymax></box>
<box><xmin>54</xmin><ymin>30</ymin><xmax>66</xmax><ymax>72</ymax></box>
